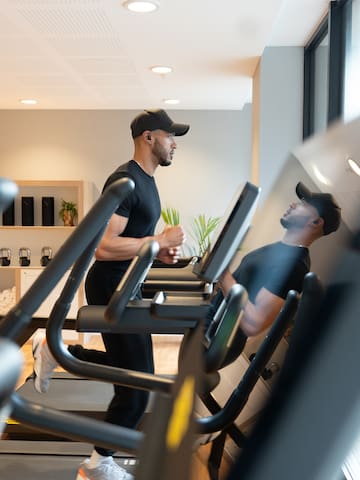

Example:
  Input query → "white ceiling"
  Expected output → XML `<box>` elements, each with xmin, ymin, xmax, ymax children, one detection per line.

<box><xmin>0</xmin><ymin>0</ymin><xmax>329</xmax><ymax>110</ymax></box>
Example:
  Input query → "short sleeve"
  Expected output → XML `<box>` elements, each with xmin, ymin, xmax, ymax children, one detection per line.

<box><xmin>262</xmin><ymin>262</ymin><xmax>309</xmax><ymax>299</ymax></box>
<box><xmin>102</xmin><ymin>170</ymin><xmax>135</xmax><ymax>219</ymax></box>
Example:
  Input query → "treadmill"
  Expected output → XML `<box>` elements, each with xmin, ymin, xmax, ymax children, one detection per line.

<box><xmin>0</xmin><ymin>176</ymin><xmax>197</xmax><ymax>479</ymax></box>
<box><xmin>50</xmin><ymin>179</ymin><xmax>304</xmax><ymax>480</ymax></box>
<box><xmin>0</xmin><ymin>178</ymin><xmax>312</xmax><ymax>480</ymax></box>
<box><xmin>0</xmin><ymin>179</ymin><xmax>267</xmax><ymax>480</ymax></box>
<box><xmin>39</xmin><ymin>181</ymin><xmax>261</xmax><ymax>417</ymax></box>
<box><xmin>6</xmin><ymin>181</ymin><xmax>261</xmax><ymax>432</ymax></box>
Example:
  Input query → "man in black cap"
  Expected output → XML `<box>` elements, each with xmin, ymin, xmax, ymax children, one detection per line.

<box><xmin>33</xmin><ymin>109</ymin><xmax>190</xmax><ymax>480</ymax></box>
<box><xmin>211</xmin><ymin>182</ymin><xmax>341</xmax><ymax>357</ymax></box>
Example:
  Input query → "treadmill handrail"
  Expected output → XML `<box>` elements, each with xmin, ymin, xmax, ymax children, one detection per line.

<box><xmin>83</xmin><ymin>277</ymin><xmax>293</xmax><ymax>438</ymax></box>
<box><xmin>73</xmin><ymin>285</ymin><xmax>246</xmax><ymax>392</ymax></box>
<box><xmin>195</xmin><ymin>289</ymin><xmax>300</xmax><ymax>434</ymax></box>
<box><xmin>105</xmin><ymin>240</ymin><xmax>160</xmax><ymax>324</ymax></box>
<box><xmin>44</xmin><ymin>237</ymin><xmax>174</xmax><ymax>393</ymax></box>
<box><xmin>10</xmin><ymin>392</ymin><xmax>143</xmax><ymax>453</ymax></box>
<box><xmin>0</xmin><ymin>177</ymin><xmax>135</xmax><ymax>342</ymax></box>
<box><xmin>0</xmin><ymin>339</ymin><xmax>23</xmax><ymax>435</ymax></box>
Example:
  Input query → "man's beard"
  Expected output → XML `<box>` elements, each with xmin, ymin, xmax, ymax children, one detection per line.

<box><xmin>153</xmin><ymin>139</ymin><xmax>172</xmax><ymax>167</ymax></box>
<box><xmin>280</xmin><ymin>217</ymin><xmax>289</xmax><ymax>229</ymax></box>
<box><xmin>159</xmin><ymin>158</ymin><xmax>171</xmax><ymax>167</ymax></box>
<box><xmin>280</xmin><ymin>215</ymin><xmax>308</xmax><ymax>230</ymax></box>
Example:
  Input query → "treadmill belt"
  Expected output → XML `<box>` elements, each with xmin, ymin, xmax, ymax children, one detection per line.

<box><xmin>5</xmin><ymin>372</ymin><xmax>114</xmax><ymax>439</ymax></box>
<box><xmin>16</xmin><ymin>372</ymin><xmax>114</xmax><ymax>412</ymax></box>
<box><xmin>5</xmin><ymin>371</ymin><xmax>154</xmax><ymax>440</ymax></box>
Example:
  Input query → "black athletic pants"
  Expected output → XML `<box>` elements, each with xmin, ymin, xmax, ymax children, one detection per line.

<box><xmin>67</xmin><ymin>262</ymin><xmax>154</xmax><ymax>457</ymax></box>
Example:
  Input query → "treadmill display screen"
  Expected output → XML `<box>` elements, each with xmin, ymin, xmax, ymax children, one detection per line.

<box><xmin>192</xmin><ymin>181</ymin><xmax>260</xmax><ymax>283</ymax></box>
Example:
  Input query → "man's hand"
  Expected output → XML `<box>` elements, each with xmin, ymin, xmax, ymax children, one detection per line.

<box><xmin>157</xmin><ymin>246</ymin><xmax>182</xmax><ymax>264</ymax></box>
<box><xmin>159</xmin><ymin>224</ymin><xmax>186</xmax><ymax>248</ymax></box>
<box><xmin>154</xmin><ymin>224</ymin><xmax>185</xmax><ymax>264</ymax></box>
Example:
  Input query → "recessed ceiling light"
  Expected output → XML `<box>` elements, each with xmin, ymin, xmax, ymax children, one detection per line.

<box><xmin>312</xmin><ymin>164</ymin><xmax>331</xmax><ymax>185</ymax></box>
<box><xmin>347</xmin><ymin>157</ymin><xmax>360</xmax><ymax>176</ymax></box>
<box><xmin>151</xmin><ymin>65</ymin><xmax>172</xmax><ymax>75</ymax></box>
<box><xmin>122</xmin><ymin>1</ymin><xmax>159</xmax><ymax>13</ymax></box>
<box><xmin>20</xmin><ymin>99</ymin><xmax>37</xmax><ymax>105</ymax></box>
<box><xmin>164</xmin><ymin>99</ymin><xmax>180</xmax><ymax>105</ymax></box>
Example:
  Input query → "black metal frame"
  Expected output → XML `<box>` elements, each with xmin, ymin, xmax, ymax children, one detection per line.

<box><xmin>303</xmin><ymin>0</ymin><xmax>351</xmax><ymax>139</ymax></box>
<box><xmin>327</xmin><ymin>0</ymin><xmax>349</xmax><ymax>124</ymax></box>
<box><xmin>303</xmin><ymin>15</ymin><xmax>328</xmax><ymax>139</ymax></box>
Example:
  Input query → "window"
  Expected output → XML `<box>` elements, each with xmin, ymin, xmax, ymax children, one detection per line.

<box><xmin>303</xmin><ymin>1</ymin><xmax>350</xmax><ymax>139</ymax></box>
<box><xmin>313</xmin><ymin>33</ymin><xmax>329</xmax><ymax>134</ymax></box>
<box><xmin>303</xmin><ymin>17</ymin><xmax>328</xmax><ymax>138</ymax></box>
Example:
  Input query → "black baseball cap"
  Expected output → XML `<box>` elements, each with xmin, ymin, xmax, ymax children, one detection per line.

<box><xmin>296</xmin><ymin>182</ymin><xmax>341</xmax><ymax>235</ymax></box>
<box><xmin>130</xmin><ymin>109</ymin><xmax>190</xmax><ymax>139</ymax></box>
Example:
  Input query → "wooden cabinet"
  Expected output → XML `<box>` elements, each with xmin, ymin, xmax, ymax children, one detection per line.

<box><xmin>0</xmin><ymin>180</ymin><xmax>88</xmax><ymax>317</ymax></box>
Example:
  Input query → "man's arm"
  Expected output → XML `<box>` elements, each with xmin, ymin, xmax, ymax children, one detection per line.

<box><xmin>241</xmin><ymin>287</ymin><xmax>285</xmax><ymax>337</ymax></box>
<box><xmin>95</xmin><ymin>213</ymin><xmax>185</xmax><ymax>262</ymax></box>
<box><xmin>218</xmin><ymin>269</ymin><xmax>284</xmax><ymax>337</ymax></box>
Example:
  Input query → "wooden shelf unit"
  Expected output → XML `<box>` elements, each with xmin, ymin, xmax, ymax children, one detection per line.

<box><xmin>1</xmin><ymin>179</ymin><xmax>84</xmax><ymax>228</ymax></box>
<box><xmin>0</xmin><ymin>180</ymin><xmax>86</xmax><ymax>315</ymax></box>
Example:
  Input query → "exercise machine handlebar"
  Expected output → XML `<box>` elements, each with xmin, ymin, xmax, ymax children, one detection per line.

<box><xmin>105</xmin><ymin>240</ymin><xmax>160</xmax><ymax>324</ymax></box>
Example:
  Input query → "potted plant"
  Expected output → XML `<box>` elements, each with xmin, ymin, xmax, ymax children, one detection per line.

<box><xmin>189</xmin><ymin>213</ymin><xmax>221</xmax><ymax>257</ymax></box>
<box><xmin>161</xmin><ymin>207</ymin><xmax>221</xmax><ymax>258</ymax></box>
<box><xmin>59</xmin><ymin>199</ymin><xmax>78</xmax><ymax>226</ymax></box>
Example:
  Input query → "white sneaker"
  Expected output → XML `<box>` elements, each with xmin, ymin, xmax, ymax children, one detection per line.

<box><xmin>32</xmin><ymin>331</ymin><xmax>58</xmax><ymax>393</ymax></box>
<box><xmin>76</xmin><ymin>457</ymin><xmax>134</xmax><ymax>480</ymax></box>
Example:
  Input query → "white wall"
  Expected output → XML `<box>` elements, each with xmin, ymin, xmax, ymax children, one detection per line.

<box><xmin>0</xmin><ymin>107</ymin><xmax>252</xmax><ymax>252</ymax></box>
<box><xmin>258</xmin><ymin>47</ymin><xmax>304</xmax><ymax>203</ymax></box>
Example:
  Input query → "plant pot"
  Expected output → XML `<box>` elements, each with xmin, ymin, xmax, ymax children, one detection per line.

<box><xmin>62</xmin><ymin>211</ymin><xmax>75</xmax><ymax>226</ymax></box>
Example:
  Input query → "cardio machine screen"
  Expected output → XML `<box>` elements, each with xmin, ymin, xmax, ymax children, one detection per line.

<box><xmin>192</xmin><ymin>181</ymin><xmax>260</xmax><ymax>283</ymax></box>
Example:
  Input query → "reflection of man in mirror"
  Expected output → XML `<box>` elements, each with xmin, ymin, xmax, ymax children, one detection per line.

<box><xmin>212</xmin><ymin>182</ymin><xmax>341</xmax><ymax>353</ymax></box>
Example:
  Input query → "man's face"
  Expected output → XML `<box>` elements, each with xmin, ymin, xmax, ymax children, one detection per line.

<box><xmin>151</xmin><ymin>130</ymin><xmax>177</xmax><ymax>167</ymax></box>
<box><xmin>280</xmin><ymin>200</ymin><xmax>320</xmax><ymax>230</ymax></box>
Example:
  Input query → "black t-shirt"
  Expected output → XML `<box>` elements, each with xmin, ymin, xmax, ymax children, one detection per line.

<box><xmin>206</xmin><ymin>242</ymin><xmax>311</xmax><ymax>360</ymax></box>
<box><xmin>233</xmin><ymin>241</ymin><xmax>311</xmax><ymax>303</ymax></box>
<box><xmin>103</xmin><ymin>160</ymin><xmax>160</xmax><ymax>241</ymax></box>
<box><xmin>85</xmin><ymin>160</ymin><xmax>161</xmax><ymax>302</ymax></box>
<box><xmin>210</xmin><ymin>242</ymin><xmax>310</xmax><ymax>317</ymax></box>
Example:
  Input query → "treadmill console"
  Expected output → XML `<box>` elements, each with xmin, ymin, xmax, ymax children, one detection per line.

<box><xmin>192</xmin><ymin>181</ymin><xmax>260</xmax><ymax>283</ymax></box>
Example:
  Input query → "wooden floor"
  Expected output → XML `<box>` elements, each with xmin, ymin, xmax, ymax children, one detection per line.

<box><xmin>16</xmin><ymin>333</ymin><xmax>233</xmax><ymax>480</ymax></box>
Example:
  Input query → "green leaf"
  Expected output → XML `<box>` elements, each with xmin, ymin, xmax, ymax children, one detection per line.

<box><xmin>190</xmin><ymin>214</ymin><xmax>221</xmax><ymax>257</ymax></box>
<box><xmin>161</xmin><ymin>206</ymin><xmax>180</xmax><ymax>226</ymax></box>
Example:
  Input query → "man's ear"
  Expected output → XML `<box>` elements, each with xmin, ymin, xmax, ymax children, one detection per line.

<box><xmin>142</xmin><ymin>131</ymin><xmax>152</xmax><ymax>143</ymax></box>
<box><xmin>312</xmin><ymin>217</ymin><xmax>324</xmax><ymax>231</ymax></box>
